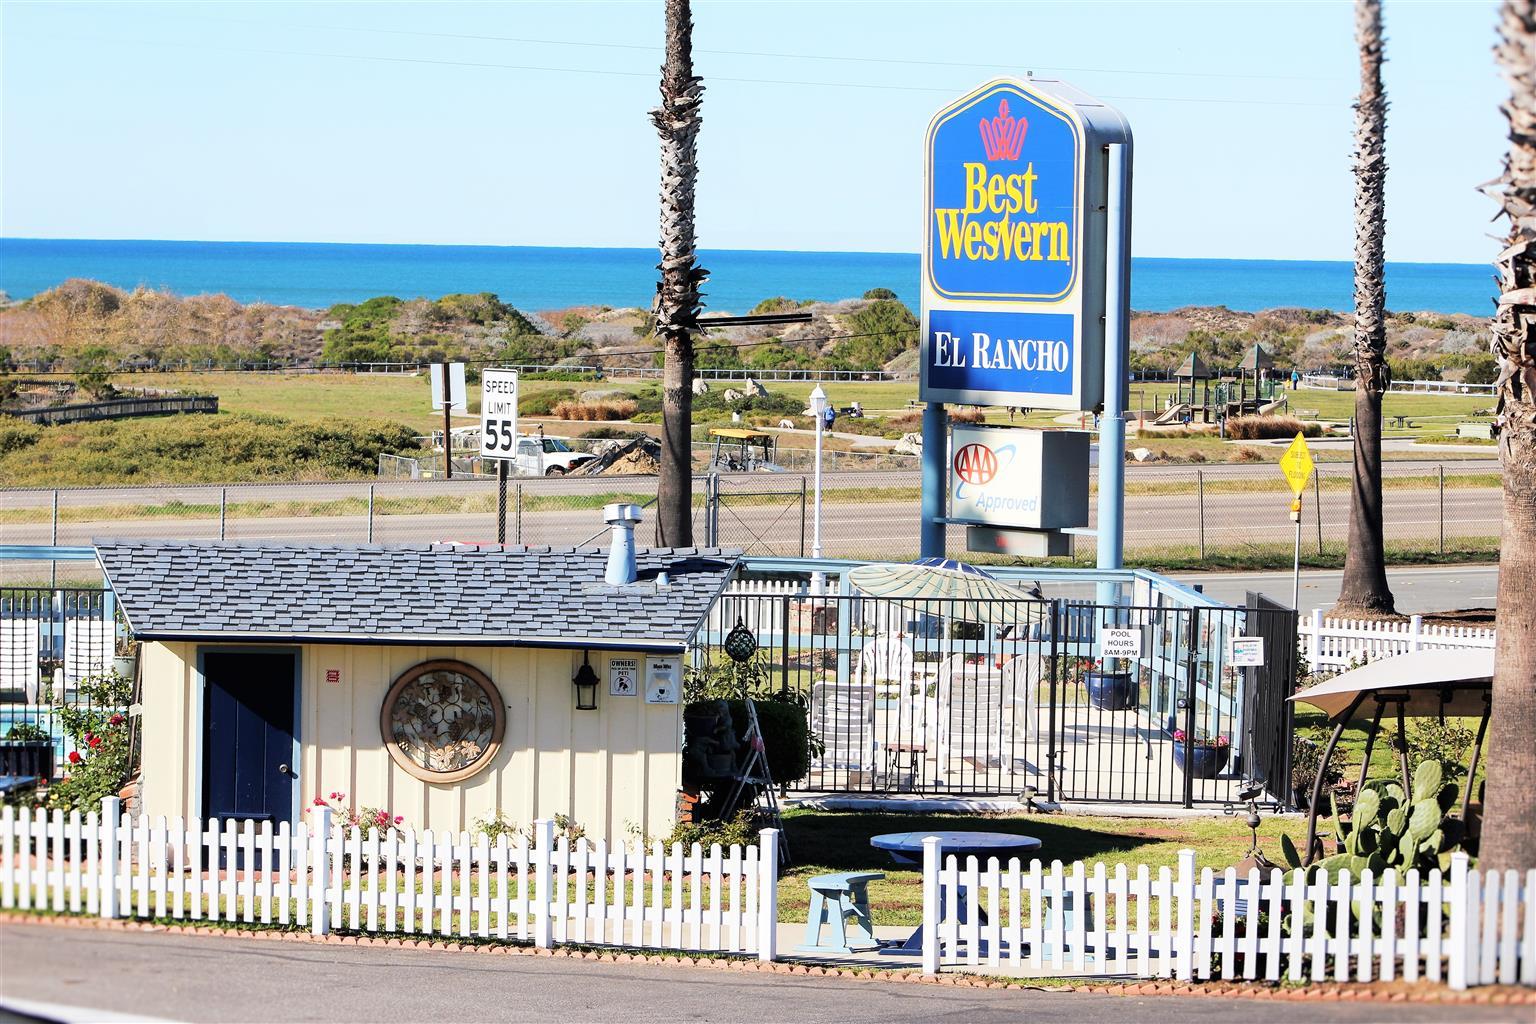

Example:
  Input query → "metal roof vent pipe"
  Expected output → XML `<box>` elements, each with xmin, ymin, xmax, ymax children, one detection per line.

<box><xmin>604</xmin><ymin>503</ymin><xmax>643</xmax><ymax>586</ymax></box>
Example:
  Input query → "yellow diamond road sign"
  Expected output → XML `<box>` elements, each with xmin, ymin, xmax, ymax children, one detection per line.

<box><xmin>1280</xmin><ymin>433</ymin><xmax>1315</xmax><ymax>497</ymax></box>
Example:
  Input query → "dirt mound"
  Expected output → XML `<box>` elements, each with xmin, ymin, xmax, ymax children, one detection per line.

<box><xmin>578</xmin><ymin>436</ymin><xmax>662</xmax><ymax>475</ymax></box>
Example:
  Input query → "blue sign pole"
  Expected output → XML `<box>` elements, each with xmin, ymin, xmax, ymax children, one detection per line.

<box><xmin>1095</xmin><ymin>142</ymin><xmax>1133</xmax><ymax>610</ymax></box>
<box><xmin>920</xmin><ymin>403</ymin><xmax>947</xmax><ymax>558</ymax></box>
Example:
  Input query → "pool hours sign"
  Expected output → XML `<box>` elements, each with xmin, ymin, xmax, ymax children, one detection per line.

<box><xmin>479</xmin><ymin>369</ymin><xmax>520</xmax><ymax>458</ymax></box>
<box><xmin>921</xmin><ymin>78</ymin><xmax>1131</xmax><ymax>411</ymax></box>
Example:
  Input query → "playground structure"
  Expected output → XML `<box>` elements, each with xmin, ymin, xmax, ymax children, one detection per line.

<box><xmin>1150</xmin><ymin>344</ymin><xmax>1287</xmax><ymax>426</ymax></box>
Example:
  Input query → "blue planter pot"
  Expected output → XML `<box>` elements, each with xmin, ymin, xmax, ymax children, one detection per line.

<box><xmin>1085</xmin><ymin>671</ymin><xmax>1138</xmax><ymax>711</ymax></box>
<box><xmin>1173</xmin><ymin>741</ymin><xmax>1231</xmax><ymax>779</ymax></box>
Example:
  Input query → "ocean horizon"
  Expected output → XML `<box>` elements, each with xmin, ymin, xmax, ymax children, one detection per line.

<box><xmin>0</xmin><ymin>237</ymin><xmax>1496</xmax><ymax>317</ymax></box>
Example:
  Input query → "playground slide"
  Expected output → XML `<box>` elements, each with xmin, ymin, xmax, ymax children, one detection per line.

<box><xmin>1151</xmin><ymin>403</ymin><xmax>1191</xmax><ymax>425</ymax></box>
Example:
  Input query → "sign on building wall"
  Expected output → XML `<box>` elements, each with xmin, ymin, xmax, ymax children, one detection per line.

<box><xmin>920</xmin><ymin>79</ymin><xmax>1128</xmax><ymax>411</ymax></box>
<box><xmin>948</xmin><ymin>424</ymin><xmax>1090</xmax><ymax>530</ymax></box>
<box><xmin>608</xmin><ymin>656</ymin><xmax>638</xmax><ymax>697</ymax></box>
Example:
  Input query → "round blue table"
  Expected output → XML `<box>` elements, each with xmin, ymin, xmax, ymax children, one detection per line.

<box><xmin>870</xmin><ymin>831</ymin><xmax>1043</xmax><ymax>956</ymax></box>
<box><xmin>870</xmin><ymin>830</ymin><xmax>1042</xmax><ymax>867</ymax></box>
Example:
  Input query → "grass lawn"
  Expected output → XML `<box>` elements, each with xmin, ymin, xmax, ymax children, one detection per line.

<box><xmin>776</xmin><ymin>808</ymin><xmax>1306</xmax><ymax>926</ymax></box>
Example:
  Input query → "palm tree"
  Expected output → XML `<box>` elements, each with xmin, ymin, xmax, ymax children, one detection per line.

<box><xmin>1334</xmin><ymin>0</ymin><xmax>1397</xmax><ymax>616</ymax></box>
<box><xmin>652</xmin><ymin>0</ymin><xmax>706</xmax><ymax>547</ymax></box>
<box><xmin>1478</xmin><ymin>0</ymin><xmax>1536</xmax><ymax>875</ymax></box>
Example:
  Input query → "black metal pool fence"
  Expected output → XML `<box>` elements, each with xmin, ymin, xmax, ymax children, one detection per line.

<box><xmin>696</xmin><ymin>590</ymin><xmax>1297</xmax><ymax>808</ymax></box>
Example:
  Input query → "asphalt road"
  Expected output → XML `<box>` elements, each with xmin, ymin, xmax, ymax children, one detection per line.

<box><xmin>1174</xmin><ymin>565</ymin><xmax>1499</xmax><ymax>615</ymax></box>
<box><xmin>0</xmin><ymin>924</ymin><xmax>1523</xmax><ymax>1024</ymax></box>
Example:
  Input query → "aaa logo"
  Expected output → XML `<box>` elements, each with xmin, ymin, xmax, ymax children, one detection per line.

<box><xmin>953</xmin><ymin>443</ymin><xmax>998</xmax><ymax>485</ymax></box>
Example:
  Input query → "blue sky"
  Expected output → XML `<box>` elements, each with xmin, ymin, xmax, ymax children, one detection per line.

<box><xmin>0</xmin><ymin>0</ymin><xmax>1507</xmax><ymax>263</ymax></box>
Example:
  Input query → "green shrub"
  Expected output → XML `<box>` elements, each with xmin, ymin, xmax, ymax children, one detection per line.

<box><xmin>47</xmin><ymin>673</ymin><xmax>134</xmax><ymax>812</ymax></box>
<box><xmin>862</xmin><ymin>287</ymin><xmax>898</xmax><ymax>300</ymax></box>
<box><xmin>520</xmin><ymin>388</ymin><xmax>577</xmax><ymax>416</ymax></box>
<box><xmin>0</xmin><ymin>416</ymin><xmax>42</xmax><ymax>455</ymax></box>
<box><xmin>0</xmin><ymin>413</ymin><xmax>420</xmax><ymax>486</ymax></box>
<box><xmin>666</xmin><ymin>809</ymin><xmax>759</xmax><ymax>850</ymax></box>
<box><xmin>1406</xmin><ymin>718</ymin><xmax>1476</xmax><ymax>780</ymax></box>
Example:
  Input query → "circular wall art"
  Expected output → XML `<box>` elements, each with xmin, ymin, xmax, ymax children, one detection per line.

<box><xmin>380</xmin><ymin>660</ymin><xmax>506</xmax><ymax>784</ymax></box>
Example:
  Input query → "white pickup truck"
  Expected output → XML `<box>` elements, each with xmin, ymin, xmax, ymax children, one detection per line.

<box><xmin>515</xmin><ymin>436</ymin><xmax>595</xmax><ymax>476</ymax></box>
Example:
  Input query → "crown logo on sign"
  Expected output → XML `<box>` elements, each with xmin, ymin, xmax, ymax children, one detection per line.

<box><xmin>979</xmin><ymin>99</ymin><xmax>1027</xmax><ymax>161</ymax></box>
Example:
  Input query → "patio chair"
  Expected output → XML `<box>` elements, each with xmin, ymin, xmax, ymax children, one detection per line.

<box><xmin>858</xmin><ymin>635</ymin><xmax>915</xmax><ymax>686</ymax></box>
<box><xmin>0</xmin><ymin>613</ymin><xmax>42</xmax><ymax>703</ymax></box>
<box><xmin>936</xmin><ymin>663</ymin><xmax>1019</xmax><ymax>774</ymax></box>
<box><xmin>882</xmin><ymin>693</ymin><xmax>929</xmax><ymax>791</ymax></box>
<box><xmin>809</xmin><ymin>682</ymin><xmax>877</xmax><ymax>776</ymax></box>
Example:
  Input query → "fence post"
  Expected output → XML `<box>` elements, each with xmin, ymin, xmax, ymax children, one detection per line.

<box><xmin>757</xmin><ymin>828</ymin><xmax>780</xmax><ymax>962</ymax></box>
<box><xmin>309</xmin><ymin>804</ymin><xmax>332</xmax><ymax>936</ymax></box>
<box><xmin>534</xmin><ymin>818</ymin><xmax>554</xmax><ymax>949</ymax></box>
<box><xmin>99</xmin><ymin>796</ymin><xmax>120</xmax><ymax>919</ymax></box>
<box><xmin>1313</xmin><ymin>467</ymin><xmax>1324</xmax><ymax>556</ymax></box>
<box><xmin>921</xmin><ymin>835</ymin><xmax>942</xmax><ymax>976</ymax></box>
<box><xmin>799</xmin><ymin>476</ymin><xmax>808</xmax><ymax>559</ymax></box>
<box><xmin>1409</xmin><ymin>614</ymin><xmax>1423</xmax><ymax>653</ymax></box>
<box><xmin>367</xmin><ymin>484</ymin><xmax>375</xmax><ymax>543</ymax></box>
<box><xmin>1448</xmin><ymin>852</ymin><xmax>1471</xmax><ymax>990</ymax></box>
<box><xmin>1309</xmin><ymin>608</ymin><xmax>1323</xmax><ymax>675</ymax></box>
<box><xmin>1196</xmin><ymin>470</ymin><xmax>1205</xmax><ymax>562</ymax></box>
<box><xmin>1175</xmin><ymin>848</ymin><xmax>1197</xmax><ymax>980</ymax></box>
<box><xmin>1438</xmin><ymin>465</ymin><xmax>1445</xmax><ymax>555</ymax></box>
<box><xmin>219</xmin><ymin>487</ymin><xmax>227</xmax><ymax>540</ymax></box>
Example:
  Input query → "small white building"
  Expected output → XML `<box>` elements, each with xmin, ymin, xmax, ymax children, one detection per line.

<box><xmin>96</xmin><ymin>520</ymin><xmax>738</xmax><ymax>840</ymax></box>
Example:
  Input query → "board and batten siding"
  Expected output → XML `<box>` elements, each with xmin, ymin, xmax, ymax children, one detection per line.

<box><xmin>137</xmin><ymin>641</ymin><xmax>683</xmax><ymax>839</ymax></box>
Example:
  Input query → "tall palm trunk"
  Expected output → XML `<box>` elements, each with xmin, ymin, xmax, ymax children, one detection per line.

<box><xmin>1479</xmin><ymin>0</ymin><xmax>1536</xmax><ymax>875</ymax></box>
<box><xmin>1335</xmin><ymin>0</ymin><xmax>1396</xmax><ymax>616</ymax></box>
<box><xmin>652</xmin><ymin>0</ymin><xmax>705</xmax><ymax>547</ymax></box>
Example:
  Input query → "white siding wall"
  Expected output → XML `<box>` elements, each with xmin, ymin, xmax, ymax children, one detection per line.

<box><xmin>138</xmin><ymin>641</ymin><xmax>682</xmax><ymax>839</ymax></box>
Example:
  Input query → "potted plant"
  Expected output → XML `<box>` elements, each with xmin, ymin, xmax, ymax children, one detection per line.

<box><xmin>112</xmin><ymin>633</ymin><xmax>138</xmax><ymax>680</ymax></box>
<box><xmin>1</xmin><ymin>722</ymin><xmax>56</xmax><ymax>783</ymax></box>
<box><xmin>1172</xmin><ymin>730</ymin><xmax>1231</xmax><ymax>778</ymax></box>
<box><xmin>1085</xmin><ymin>660</ymin><xmax>1138</xmax><ymax>711</ymax></box>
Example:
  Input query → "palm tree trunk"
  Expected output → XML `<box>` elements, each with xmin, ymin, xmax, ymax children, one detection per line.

<box><xmin>1478</xmin><ymin>0</ymin><xmax>1536</xmax><ymax>875</ymax></box>
<box><xmin>1335</xmin><ymin>0</ymin><xmax>1396</xmax><ymax>616</ymax></box>
<box><xmin>652</xmin><ymin>0</ymin><xmax>705</xmax><ymax>547</ymax></box>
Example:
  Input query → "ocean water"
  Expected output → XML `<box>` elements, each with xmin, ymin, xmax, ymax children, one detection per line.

<box><xmin>0</xmin><ymin>237</ymin><xmax>1495</xmax><ymax>316</ymax></box>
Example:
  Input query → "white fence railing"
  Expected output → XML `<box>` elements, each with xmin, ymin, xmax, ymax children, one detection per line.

<box><xmin>0</xmin><ymin>800</ymin><xmax>779</xmax><ymax>960</ymax></box>
<box><xmin>1302</xmin><ymin>610</ymin><xmax>1497</xmax><ymax>674</ymax></box>
<box><xmin>920</xmin><ymin>843</ymin><xmax>1534</xmax><ymax>989</ymax></box>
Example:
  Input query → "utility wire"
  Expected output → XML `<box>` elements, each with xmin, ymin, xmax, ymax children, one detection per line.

<box><xmin>21</xmin><ymin>31</ymin><xmax>1342</xmax><ymax>107</ymax></box>
<box><xmin>191</xmin><ymin>13</ymin><xmax>1332</xmax><ymax>83</ymax></box>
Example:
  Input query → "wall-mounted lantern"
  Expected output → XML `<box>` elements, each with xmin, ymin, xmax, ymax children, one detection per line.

<box><xmin>573</xmin><ymin>651</ymin><xmax>600</xmax><ymax>711</ymax></box>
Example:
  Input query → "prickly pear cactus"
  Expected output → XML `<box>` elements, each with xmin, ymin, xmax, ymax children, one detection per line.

<box><xmin>1318</xmin><ymin>759</ymin><xmax>1460</xmax><ymax>877</ymax></box>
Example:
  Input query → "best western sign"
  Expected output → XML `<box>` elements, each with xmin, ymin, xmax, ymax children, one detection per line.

<box><xmin>921</xmin><ymin>79</ymin><xmax>1130</xmax><ymax>411</ymax></box>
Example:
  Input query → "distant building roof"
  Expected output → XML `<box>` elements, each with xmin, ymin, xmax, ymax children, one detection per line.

<box><xmin>96</xmin><ymin>541</ymin><xmax>741</xmax><ymax>652</ymax></box>
<box><xmin>1238</xmin><ymin>344</ymin><xmax>1274</xmax><ymax>371</ymax></box>
<box><xmin>1173</xmin><ymin>352</ymin><xmax>1212</xmax><ymax>379</ymax></box>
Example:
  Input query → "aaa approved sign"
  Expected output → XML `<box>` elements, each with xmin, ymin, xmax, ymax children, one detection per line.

<box><xmin>1279</xmin><ymin>433</ymin><xmax>1315</xmax><ymax>497</ymax></box>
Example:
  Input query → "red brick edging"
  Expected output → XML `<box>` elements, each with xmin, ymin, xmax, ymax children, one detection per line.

<box><xmin>3</xmin><ymin>912</ymin><xmax>1531</xmax><ymax>1006</ymax></box>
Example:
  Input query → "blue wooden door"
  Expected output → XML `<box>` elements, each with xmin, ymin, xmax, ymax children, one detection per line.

<box><xmin>202</xmin><ymin>651</ymin><xmax>297</xmax><ymax>827</ymax></box>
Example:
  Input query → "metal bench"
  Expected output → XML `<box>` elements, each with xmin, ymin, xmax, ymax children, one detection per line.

<box><xmin>794</xmin><ymin>871</ymin><xmax>885</xmax><ymax>954</ymax></box>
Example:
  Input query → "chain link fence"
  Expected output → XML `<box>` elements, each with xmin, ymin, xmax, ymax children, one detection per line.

<box><xmin>0</xmin><ymin>460</ymin><xmax>1501</xmax><ymax>583</ymax></box>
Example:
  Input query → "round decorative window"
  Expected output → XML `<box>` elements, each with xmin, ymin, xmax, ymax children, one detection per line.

<box><xmin>380</xmin><ymin>660</ymin><xmax>506</xmax><ymax>783</ymax></box>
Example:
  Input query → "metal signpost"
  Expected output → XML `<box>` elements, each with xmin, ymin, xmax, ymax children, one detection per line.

<box><xmin>479</xmin><ymin>368</ymin><xmax>520</xmax><ymax>543</ymax></box>
<box><xmin>1279</xmin><ymin>432</ymin><xmax>1316</xmax><ymax>612</ymax></box>
<box><xmin>430</xmin><ymin>362</ymin><xmax>468</xmax><ymax>480</ymax></box>
<box><xmin>917</xmin><ymin>78</ymin><xmax>1131</xmax><ymax>603</ymax></box>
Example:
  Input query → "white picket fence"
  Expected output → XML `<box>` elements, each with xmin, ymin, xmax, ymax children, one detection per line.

<box><xmin>1301</xmin><ymin>609</ymin><xmax>1497</xmax><ymax>674</ymax></box>
<box><xmin>919</xmin><ymin>843</ymin><xmax>1535</xmax><ymax>989</ymax></box>
<box><xmin>0</xmin><ymin>799</ymin><xmax>779</xmax><ymax>959</ymax></box>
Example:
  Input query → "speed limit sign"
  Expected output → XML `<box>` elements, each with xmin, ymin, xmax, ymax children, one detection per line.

<box><xmin>479</xmin><ymin>369</ymin><xmax>519</xmax><ymax>458</ymax></box>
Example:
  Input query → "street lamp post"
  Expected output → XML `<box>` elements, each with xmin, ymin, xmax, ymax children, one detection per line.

<box><xmin>809</xmin><ymin>384</ymin><xmax>828</xmax><ymax>592</ymax></box>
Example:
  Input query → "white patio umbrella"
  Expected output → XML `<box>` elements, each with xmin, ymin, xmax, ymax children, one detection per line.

<box><xmin>846</xmin><ymin>557</ymin><xmax>1045</xmax><ymax>628</ymax></box>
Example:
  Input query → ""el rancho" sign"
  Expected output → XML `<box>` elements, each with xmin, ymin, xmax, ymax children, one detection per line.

<box><xmin>920</xmin><ymin>79</ymin><xmax>1130</xmax><ymax>412</ymax></box>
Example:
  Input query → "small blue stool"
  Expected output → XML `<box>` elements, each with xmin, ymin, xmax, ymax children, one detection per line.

<box><xmin>795</xmin><ymin>871</ymin><xmax>885</xmax><ymax>953</ymax></box>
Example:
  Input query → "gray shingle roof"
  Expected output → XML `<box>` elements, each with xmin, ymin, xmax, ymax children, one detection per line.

<box><xmin>95</xmin><ymin>541</ymin><xmax>741</xmax><ymax>652</ymax></box>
